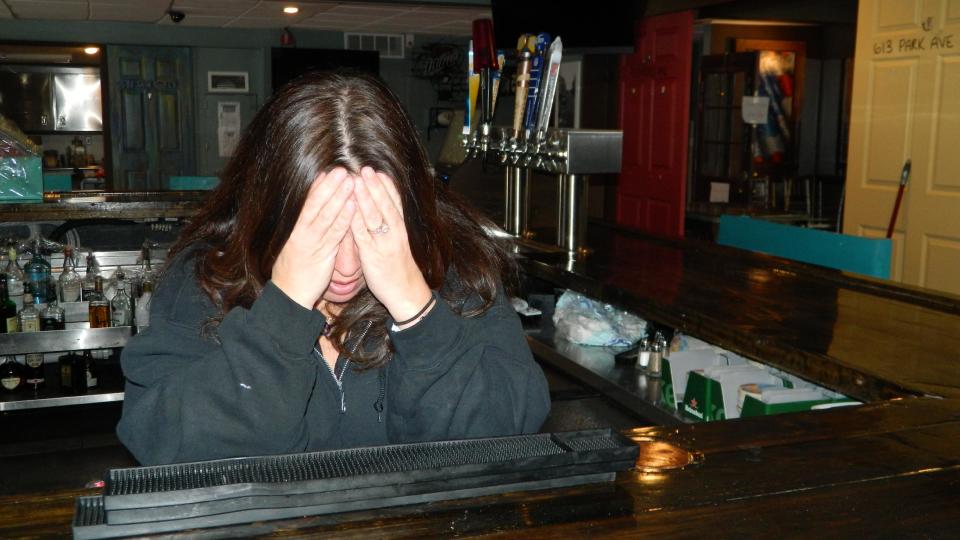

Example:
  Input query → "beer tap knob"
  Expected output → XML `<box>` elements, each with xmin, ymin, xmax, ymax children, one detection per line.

<box><xmin>496</xmin><ymin>127</ymin><xmax>509</xmax><ymax>164</ymax></box>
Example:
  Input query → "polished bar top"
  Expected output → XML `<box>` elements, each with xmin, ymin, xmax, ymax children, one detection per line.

<box><xmin>3</xmin><ymin>222</ymin><xmax>960</xmax><ymax>536</ymax></box>
<box><xmin>3</xmin><ymin>397</ymin><xmax>958</xmax><ymax>538</ymax></box>
<box><xmin>518</xmin><ymin>222</ymin><xmax>960</xmax><ymax>402</ymax></box>
<box><xmin>0</xmin><ymin>191</ymin><xmax>207</xmax><ymax>221</ymax></box>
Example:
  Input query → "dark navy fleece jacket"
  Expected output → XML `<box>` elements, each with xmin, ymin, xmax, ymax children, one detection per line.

<box><xmin>116</xmin><ymin>251</ymin><xmax>551</xmax><ymax>465</ymax></box>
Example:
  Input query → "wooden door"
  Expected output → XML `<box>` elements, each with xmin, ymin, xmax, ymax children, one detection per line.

<box><xmin>844</xmin><ymin>0</ymin><xmax>960</xmax><ymax>294</ymax></box>
<box><xmin>617</xmin><ymin>10</ymin><xmax>694</xmax><ymax>238</ymax></box>
<box><xmin>108</xmin><ymin>46</ymin><xmax>194</xmax><ymax>190</ymax></box>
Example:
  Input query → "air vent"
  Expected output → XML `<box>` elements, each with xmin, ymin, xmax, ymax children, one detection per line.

<box><xmin>344</xmin><ymin>33</ymin><xmax>405</xmax><ymax>59</ymax></box>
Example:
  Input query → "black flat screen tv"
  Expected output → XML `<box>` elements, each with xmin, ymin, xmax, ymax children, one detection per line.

<box><xmin>490</xmin><ymin>0</ymin><xmax>642</xmax><ymax>53</ymax></box>
<box><xmin>271</xmin><ymin>48</ymin><xmax>379</xmax><ymax>91</ymax></box>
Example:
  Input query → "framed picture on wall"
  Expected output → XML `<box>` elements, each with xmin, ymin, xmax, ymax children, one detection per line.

<box><xmin>208</xmin><ymin>71</ymin><xmax>249</xmax><ymax>93</ymax></box>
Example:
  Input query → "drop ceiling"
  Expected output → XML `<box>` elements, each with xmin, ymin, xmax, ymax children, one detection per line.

<box><xmin>0</xmin><ymin>0</ymin><xmax>491</xmax><ymax>36</ymax></box>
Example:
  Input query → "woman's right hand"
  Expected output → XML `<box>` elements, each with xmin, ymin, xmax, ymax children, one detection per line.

<box><xmin>271</xmin><ymin>168</ymin><xmax>356</xmax><ymax>310</ymax></box>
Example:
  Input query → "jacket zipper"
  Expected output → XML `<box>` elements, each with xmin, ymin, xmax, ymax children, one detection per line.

<box><xmin>315</xmin><ymin>320</ymin><xmax>372</xmax><ymax>414</ymax></box>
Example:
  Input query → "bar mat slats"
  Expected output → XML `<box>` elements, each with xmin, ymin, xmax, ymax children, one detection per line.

<box><xmin>73</xmin><ymin>429</ymin><xmax>638</xmax><ymax>539</ymax></box>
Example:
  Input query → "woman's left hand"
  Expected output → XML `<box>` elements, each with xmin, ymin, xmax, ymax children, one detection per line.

<box><xmin>350</xmin><ymin>167</ymin><xmax>433</xmax><ymax>324</ymax></box>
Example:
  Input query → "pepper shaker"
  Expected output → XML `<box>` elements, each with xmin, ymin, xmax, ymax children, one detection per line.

<box><xmin>647</xmin><ymin>340</ymin><xmax>663</xmax><ymax>378</ymax></box>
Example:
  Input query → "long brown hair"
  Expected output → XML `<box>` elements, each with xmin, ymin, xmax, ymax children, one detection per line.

<box><xmin>169</xmin><ymin>70</ymin><xmax>513</xmax><ymax>368</ymax></box>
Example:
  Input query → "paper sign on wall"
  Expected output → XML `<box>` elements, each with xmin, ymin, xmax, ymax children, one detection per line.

<box><xmin>709</xmin><ymin>182</ymin><xmax>730</xmax><ymax>203</ymax></box>
<box><xmin>217</xmin><ymin>101</ymin><xmax>241</xmax><ymax>157</ymax></box>
<box><xmin>741</xmin><ymin>96</ymin><xmax>770</xmax><ymax>125</ymax></box>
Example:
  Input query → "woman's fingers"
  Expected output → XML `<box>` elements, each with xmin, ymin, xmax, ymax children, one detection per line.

<box><xmin>298</xmin><ymin>168</ymin><xmax>348</xmax><ymax>227</ymax></box>
<box><xmin>377</xmin><ymin>171</ymin><xmax>404</xmax><ymax>217</ymax></box>
<box><xmin>360</xmin><ymin>167</ymin><xmax>404</xmax><ymax>227</ymax></box>
<box><xmin>308</xmin><ymin>168</ymin><xmax>352</xmax><ymax>227</ymax></box>
<box><xmin>328</xmin><ymin>199</ymin><xmax>356</xmax><ymax>245</ymax></box>
<box><xmin>354</xmin><ymin>170</ymin><xmax>384</xmax><ymax>233</ymax></box>
<box><xmin>350</xmin><ymin>210</ymin><xmax>373</xmax><ymax>247</ymax></box>
<box><xmin>294</xmin><ymin>172</ymin><xmax>327</xmax><ymax>228</ymax></box>
<box><xmin>310</xmin><ymin>176</ymin><xmax>354</xmax><ymax>237</ymax></box>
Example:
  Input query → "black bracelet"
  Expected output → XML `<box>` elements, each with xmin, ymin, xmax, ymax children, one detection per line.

<box><xmin>394</xmin><ymin>293</ymin><xmax>437</xmax><ymax>326</ymax></box>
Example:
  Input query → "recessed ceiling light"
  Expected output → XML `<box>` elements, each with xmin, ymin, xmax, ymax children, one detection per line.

<box><xmin>83</xmin><ymin>47</ymin><xmax>100</xmax><ymax>55</ymax></box>
<box><xmin>283</xmin><ymin>6</ymin><xmax>299</xmax><ymax>14</ymax></box>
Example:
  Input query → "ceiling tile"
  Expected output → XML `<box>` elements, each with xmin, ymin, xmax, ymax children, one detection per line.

<box><xmin>173</xmin><ymin>0</ymin><xmax>258</xmax><ymax>8</ymax></box>
<box><xmin>90</xmin><ymin>1</ymin><xmax>168</xmax><ymax>22</ymax></box>
<box><xmin>225</xmin><ymin>17</ymin><xmax>319</xmax><ymax>28</ymax></box>
<box><xmin>156</xmin><ymin>14</ymin><xmax>237</xmax><ymax>27</ymax></box>
<box><xmin>415</xmin><ymin>6</ymin><xmax>487</xmax><ymax>16</ymax></box>
<box><xmin>173</xmin><ymin>4</ymin><xmax>256</xmax><ymax>17</ymax></box>
<box><xmin>301</xmin><ymin>13</ymin><xmax>379</xmax><ymax>24</ymax></box>
<box><xmin>8</xmin><ymin>0</ymin><xmax>89</xmax><ymax>20</ymax></box>
<box><xmin>240</xmin><ymin>1</ymin><xmax>329</xmax><ymax>20</ymax></box>
<box><xmin>0</xmin><ymin>0</ymin><xmax>486</xmax><ymax>33</ymax></box>
<box><xmin>295</xmin><ymin>23</ymin><xmax>366</xmax><ymax>31</ymax></box>
<box><xmin>327</xmin><ymin>4</ymin><xmax>411</xmax><ymax>17</ymax></box>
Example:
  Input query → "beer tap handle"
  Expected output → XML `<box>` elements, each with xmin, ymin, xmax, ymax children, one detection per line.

<box><xmin>535</xmin><ymin>37</ymin><xmax>563</xmax><ymax>134</ymax></box>
<box><xmin>513</xmin><ymin>51</ymin><xmax>531</xmax><ymax>138</ymax></box>
<box><xmin>524</xmin><ymin>33</ymin><xmax>551</xmax><ymax>137</ymax></box>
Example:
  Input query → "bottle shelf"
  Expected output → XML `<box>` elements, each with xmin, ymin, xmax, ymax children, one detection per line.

<box><xmin>0</xmin><ymin>359</ymin><xmax>124</xmax><ymax>412</ymax></box>
<box><xmin>0</xmin><ymin>326</ymin><xmax>132</xmax><ymax>356</ymax></box>
<box><xmin>0</xmin><ymin>389</ymin><xmax>123</xmax><ymax>412</ymax></box>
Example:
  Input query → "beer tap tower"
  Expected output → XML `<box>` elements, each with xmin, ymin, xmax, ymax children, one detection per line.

<box><xmin>462</xmin><ymin>28</ymin><xmax>622</xmax><ymax>257</ymax></box>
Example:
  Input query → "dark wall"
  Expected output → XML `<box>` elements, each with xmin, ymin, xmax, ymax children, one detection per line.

<box><xmin>697</xmin><ymin>0</ymin><xmax>858</xmax><ymax>24</ymax></box>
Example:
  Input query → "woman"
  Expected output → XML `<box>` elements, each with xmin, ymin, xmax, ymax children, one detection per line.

<box><xmin>117</xmin><ymin>71</ymin><xmax>551</xmax><ymax>465</ymax></box>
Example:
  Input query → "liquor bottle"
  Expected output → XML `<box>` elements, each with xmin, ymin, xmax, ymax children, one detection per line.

<box><xmin>58</xmin><ymin>352</ymin><xmax>84</xmax><ymax>394</ymax></box>
<box><xmin>137</xmin><ymin>244</ymin><xmax>155</xmax><ymax>298</ymax></box>
<box><xmin>58</xmin><ymin>245</ymin><xmax>82</xmax><ymax>303</ymax></box>
<box><xmin>40</xmin><ymin>299</ymin><xmax>66</xmax><ymax>330</ymax></box>
<box><xmin>24</xmin><ymin>353</ymin><xmax>45</xmax><ymax>389</ymax></box>
<box><xmin>0</xmin><ymin>276</ymin><xmax>18</xmax><ymax>333</ymax></box>
<box><xmin>88</xmin><ymin>276</ymin><xmax>110</xmax><ymax>328</ymax></box>
<box><xmin>0</xmin><ymin>356</ymin><xmax>24</xmax><ymax>393</ymax></box>
<box><xmin>83</xmin><ymin>350</ymin><xmax>98</xmax><ymax>390</ymax></box>
<box><xmin>23</xmin><ymin>240</ymin><xmax>51</xmax><ymax>304</ymax></box>
<box><xmin>19</xmin><ymin>291</ymin><xmax>42</xmax><ymax>333</ymax></box>
<box><xmin>135</xmin><ymin>279</ymin><xmax>152</xmax><ymax>331</ymax></box>
<box><xmin>110</xmin><ymin>271</ymin><xmax>132</xmax><ymax>327</ymax></box>
<box><xmin>4</xmin><ymin>247</ymin><xmax>24</xmax><ymax>311</ymax></box>
<box><xmin>81</xmin><ymin>252</ymin><xmax>100</xmax><ymax>301</ymax></box>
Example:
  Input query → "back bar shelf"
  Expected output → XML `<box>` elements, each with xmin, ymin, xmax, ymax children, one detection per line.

<box><xmin>0</xmin><ymin>327</ymin><xmax>131</xmax><ymax>412</ymax></box>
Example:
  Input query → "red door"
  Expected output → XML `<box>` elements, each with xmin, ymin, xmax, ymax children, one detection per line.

<box><xmin>617</xmin><ymin>11</ymin><xmax>693</xmax><ymax>238</ymax></box>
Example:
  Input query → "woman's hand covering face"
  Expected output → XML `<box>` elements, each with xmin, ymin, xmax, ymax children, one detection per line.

<box><xmin>350</xmin><ymin>166</ymin><xmax>433</xmax><ymax>324</ymax></box>
<box><xmin>271</xmin><ymin>168</ymin><xmax>356</xmax><ymax>309</ymax></box>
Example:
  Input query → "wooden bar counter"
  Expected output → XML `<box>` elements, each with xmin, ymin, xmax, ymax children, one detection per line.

<box><xmin>0</xmin><ymin>191</ymin><xmax>208</xmax><ymax>221</ymax></box>
<box><xmin>2</xmin><ymin>221</ymin><xmax>959</xmax><ymax>537</ymax></box>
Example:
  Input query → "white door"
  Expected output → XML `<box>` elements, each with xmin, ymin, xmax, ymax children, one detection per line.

<box><xmin>844</xmin><ymin>0</ymin><xmax>960</xmax><ymax>294</ymax></box>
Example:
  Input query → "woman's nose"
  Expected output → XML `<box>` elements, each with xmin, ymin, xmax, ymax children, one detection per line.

<box><xmin>334</xmin><ymin>232</ymin><xmax>362</xmax><ymax>279</ymax></box>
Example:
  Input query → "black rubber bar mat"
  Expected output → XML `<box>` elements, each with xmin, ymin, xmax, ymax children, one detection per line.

<box><xmin>74</xmin><ymin>429</ymin><xmax>638</xmax><ymax>539</ymax></box>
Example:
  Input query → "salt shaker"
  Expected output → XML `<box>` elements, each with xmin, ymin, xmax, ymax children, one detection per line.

<box><xmin>637</xmin><ymin>337</ymin><xmax>651</xmax><ymax>369</ymax></box>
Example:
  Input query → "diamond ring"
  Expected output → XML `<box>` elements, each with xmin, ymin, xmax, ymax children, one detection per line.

<box><xmin>368</xmin><ymin>222</ymin><xmax>390</xmax><ymax>235</ymax></box>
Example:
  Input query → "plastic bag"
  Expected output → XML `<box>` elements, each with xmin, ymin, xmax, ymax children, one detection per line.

<box><xmin>552</xmin><ymin>290</ymin><xmax>646</xmax><ymax>347</ymax></box>
<box><xmin>0</xmin><ymin>115</ymin><xmax>43</xmax><ymax>201</ymax></box>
